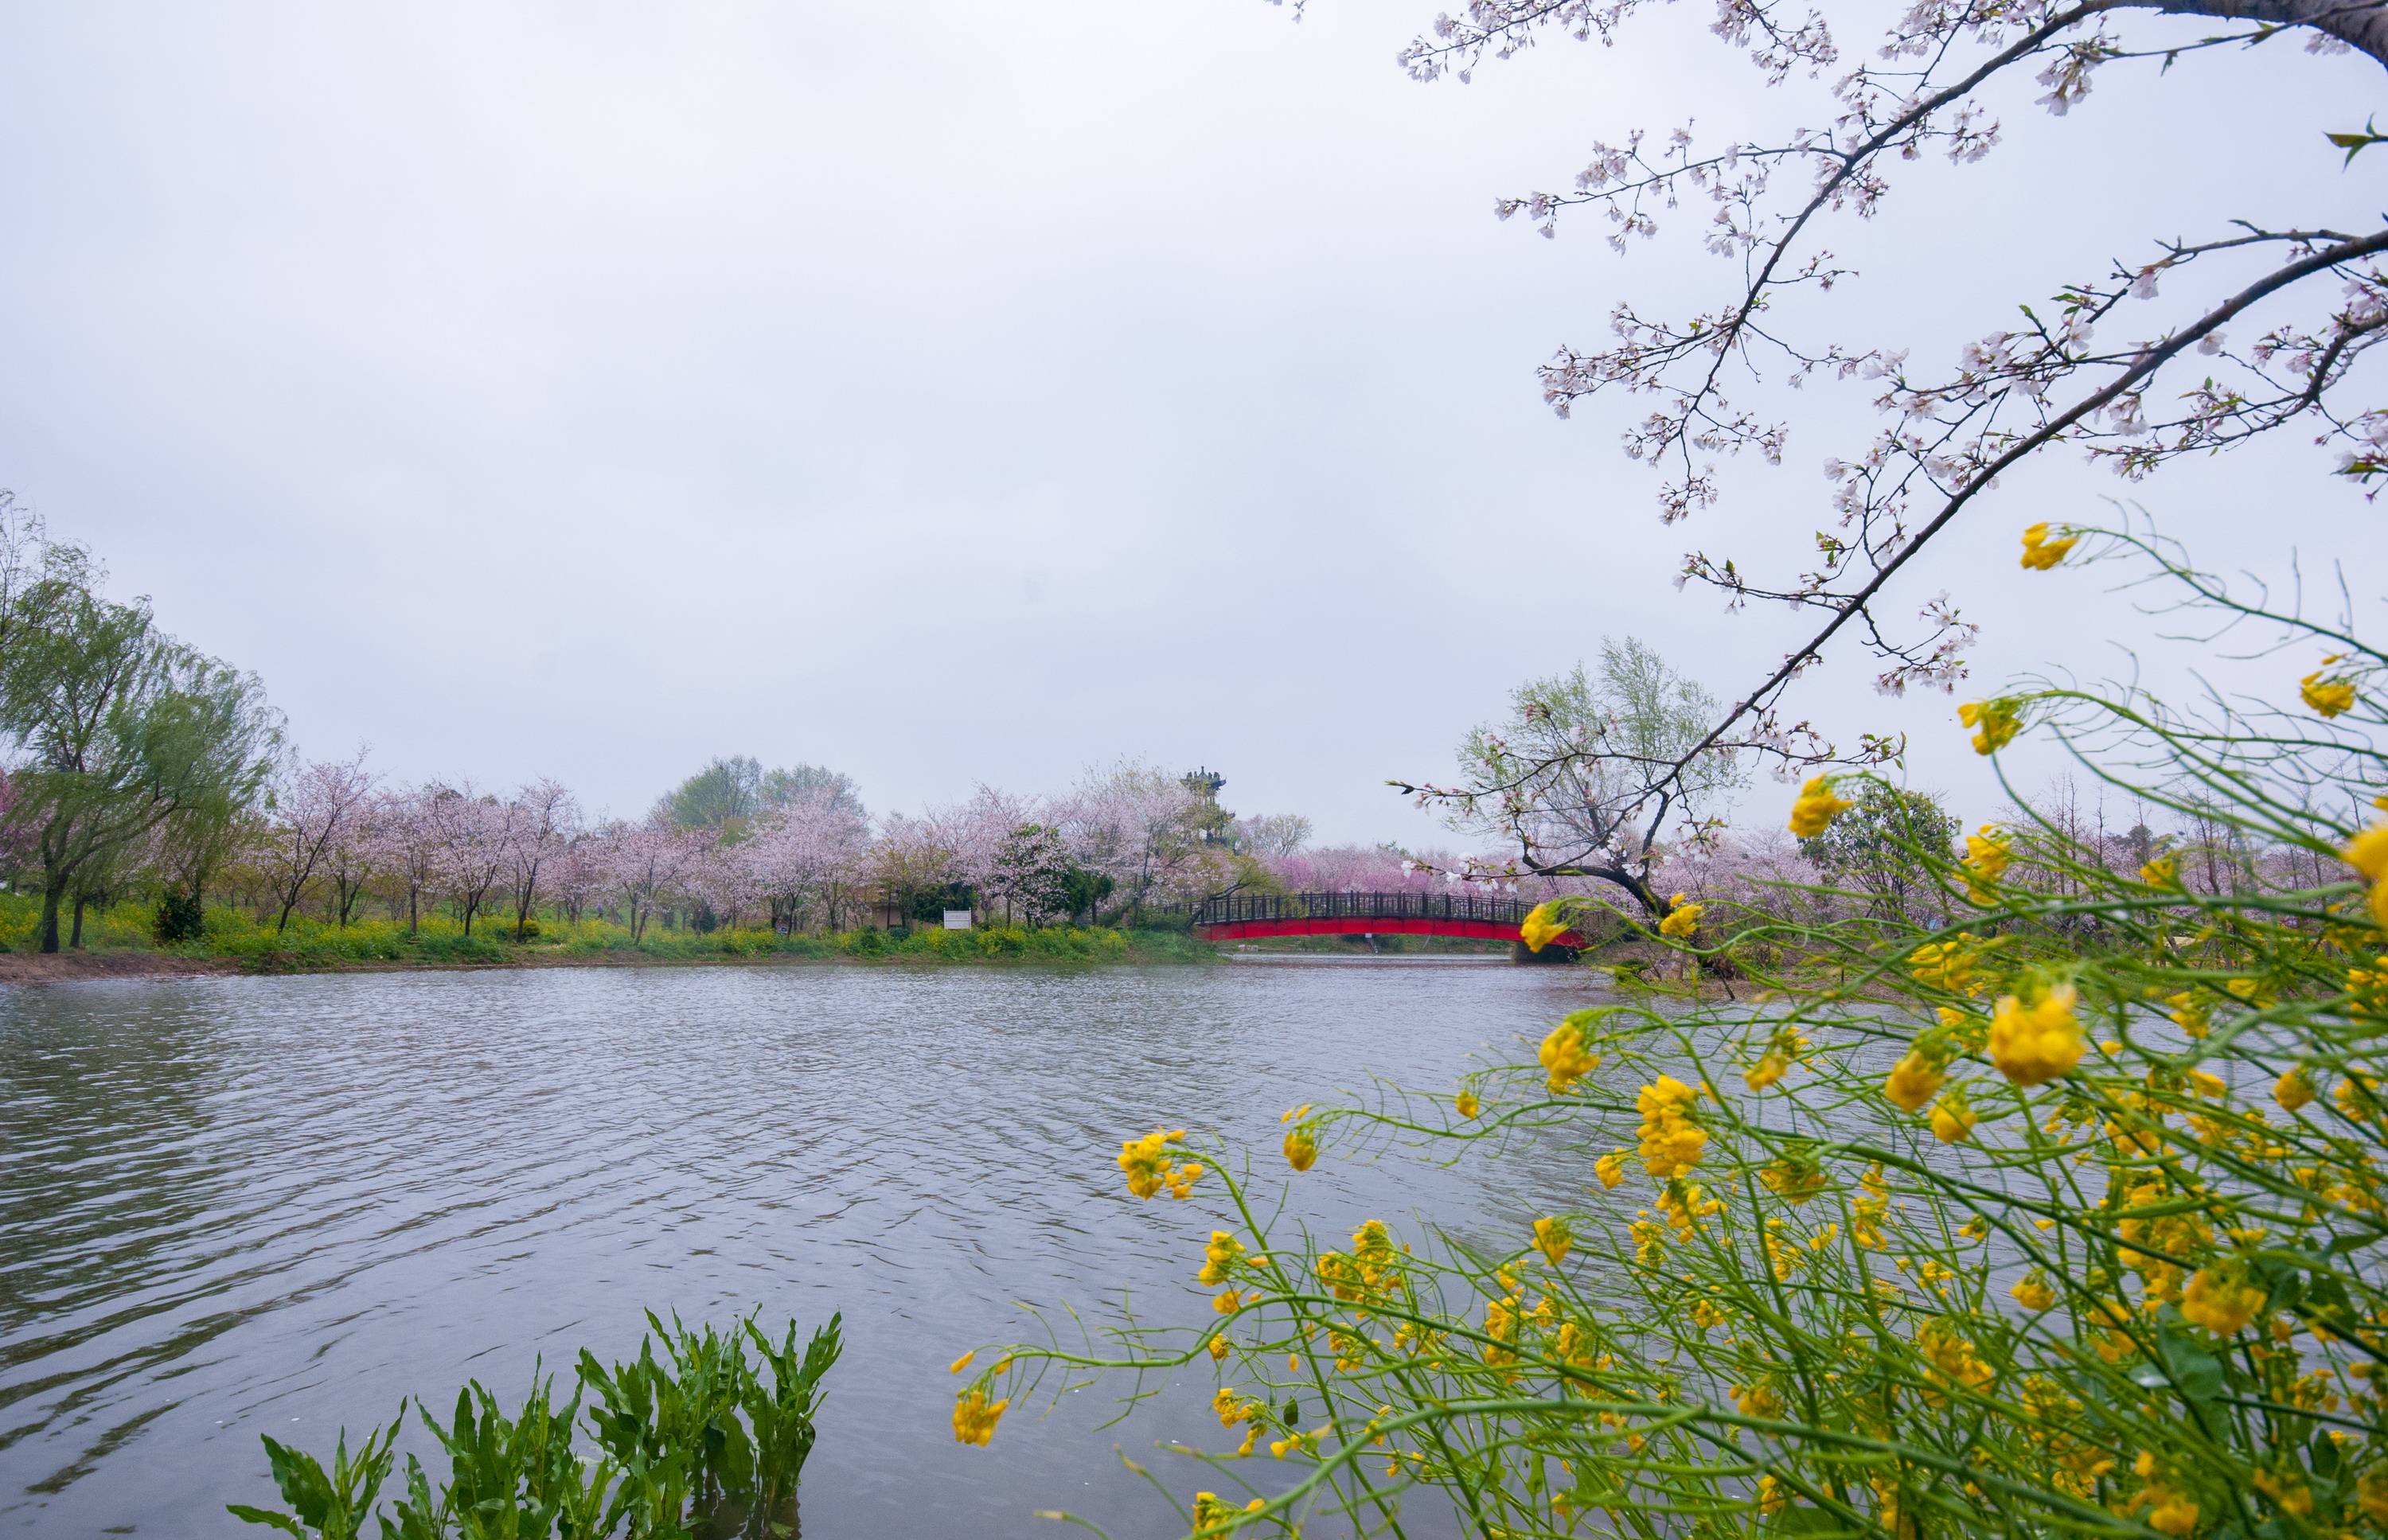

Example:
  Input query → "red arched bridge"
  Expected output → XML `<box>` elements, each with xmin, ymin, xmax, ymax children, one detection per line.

<box><xmin>1165</xmin><ymin>891</ymin><xmax>1588</xmax><ymax>949</ymax></box>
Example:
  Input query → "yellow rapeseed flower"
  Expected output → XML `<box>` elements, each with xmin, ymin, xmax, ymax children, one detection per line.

<box><xmin>2019</xmin><ymin>521</ymin><xmax>2077</xmax><ymax>570</ymax></box>
<box><xmin>2346</xmin><ymin>821</ymin><xmax>2388</xmax><ymax>929</ymax></box>
<box><xmin>2300</xmin><ymin>667</ymin><xmax>2356</xmax><ymax>718</ymax></box>
<box><xmin>1455</xmin><ymin>1089</ymin><xmax>1481</xmax><ymax>1120</ymax></box>
<box><xmin>1988</xmin><ymin>985</ymin><xmax>2086</xmax><ymax>1086</ymax></box>
<box><xmin>1958</xmin><ymin>698</ymin><xmax>2021</xmax><ymax>755</ymax></box>
<box><xmin>952</xmin><ymin>1388</ymin><xmax>1009</xmax><ymax>1446</ymax></box>
<box><xmin>1520</xmin><ymin>902</ymin><xmax>1572</xmax><ymax>953</ymax></box>
<box><xmin>2011</xmin><ymin>1272</ymin><xmax>2058</xmax><ymax>1311</ymax></box>
<box><xmin>1930</xmin><ymin>1091</ymin><xmax>1978</xmax><ymax>1144</ymax></box>
<box><xmin>2360</xmin><ymin>1470</ymin><xmax>2388</xmax><ymax>1524</ymax></box>
<box><xmin>1884</xmin><ymin>1048</ymin><xmax>1945</xmax><ymax>1113</ymax></box>
<box><xmin>1657</xmin><ymin>894</ymin><xmax>1702</xmax><ymax>939</ymax></box>
<box><xmin>1539</xmin><ymin>1020</ymin><xmax>1600</xmax><ymax>1093</ymax></box>
<box><xmin>949</xmin><ymin>1350</ymin><xmax>976</xmax><ymax>1375</ymax></box>
<box><xmin>1636</xmin><ymin>1076</ymin><xmax>1707</xmax><ymax>1178</ymax></box>
<box><xmin>2180</xmin><ymin>1265</ymin><xmax>2265</xmax><ymax>1335</ymax></box>
<box><xmin>1532</xmin><ymin>1215</ymin><xmax>1574</xmax><ymax>1266</ymax></box>
<box><xmin>2140</xmin><ymin>852</ymin><xmax>2178</xmax><ymax>887</ymax></box>
<box><xmin>2275</xmin><ymin>1068</ymin><xmax>2316</xmax><ymax>1113</ymax></box>
<box><xmin>1282</xmin><ymin>1128</ymin><xmax>1317</xmax><ymax>1172</ymax></box>
<box><xmin>2146</xmin><ymin>1492</ymin><xmax>2199</xmax><ymax>1538</ymax></box>
<box><xmin>1197</xmin><ymin>1230</ymin><xmax>1245</xmax><ymax>1286</ymax></box>
<box><xmin>1961</xmin><ymin>825</ymin><xmax>2011</xmax><ymax>903</ymax></box>
<box><xmin>1909</xmin><ymin>934</ymin><xmax>1988</xmax><ymax>994</ymax></box>
<box><xmin>1594</xmin><ymin>1149</ymin><xmax>1629</xmax><ymax>1189</ymax></box>
<box><xmin>1788</xmin><ymin>776</ymin><xmax>1853</xmax><ymax>837</ymax></box>
<box><xmin>1116</xmin><ymin>1129</ymin><xmax>1187</xmax><ymax>1200</ymax></box>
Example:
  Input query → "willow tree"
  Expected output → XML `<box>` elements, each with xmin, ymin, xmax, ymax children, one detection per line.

<box><xmin>1412</xmin><ymin>637</ymin><xmax>1746</xmax><ymax>917</ymax></box>
<box><xmin>2</xmin><ymin>575</ymin><xmax>278</xmax><ymax>952</ymax></box>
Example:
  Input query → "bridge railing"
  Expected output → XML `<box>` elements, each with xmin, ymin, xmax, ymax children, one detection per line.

<box><xmin>1153</xmin><ymin>891</ymin><xmax>1540</xmax><ymax>930</ymax></box>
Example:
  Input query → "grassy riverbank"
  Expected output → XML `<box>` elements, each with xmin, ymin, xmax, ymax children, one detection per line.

<box><xmin>0</xmin><ymin>896</ymin><xmax>1215</xmax><ymax>976</ymax></box>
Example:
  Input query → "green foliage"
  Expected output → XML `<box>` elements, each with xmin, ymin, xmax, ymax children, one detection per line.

<box><xmin>385</xmin><ymin>1378</ymin><xmax>616</xmax><ymax>1540</ymax></box>
<box><xmin>1058</xmin><ymin>864</ymin><xmax>1116</xmax><ymax>925</ymax></box>
<box><xmin>152</xmin><ymin>887</ymin><xmax>205</xmax><ymax>944</ymax></box>
<box><xmin>1795</xmin><ymin>779</ymin><xmax>1961</xmax><ymax>921</ymax></box>
<box><xmin>904</xmin><ymin>883</ymin><xmax>975</xmax><ymax>925</ymax></box>
<box><xmin>660</xmin><ymin>757</ymin><xmax>864</xmax><ymax>837</ymax></box>
<box><xmin>226</xmin><ymin>1420</ymin><xmax>400</xmax><ymax>1540</ymax></box>
<box><xmin>0</xmin><ymin>556</ymin><xmax>279</xmax><ymax>951</ymax></box>
<box><xmin>658</xmin><ymin>755</ymin><xmax>767</xmax><ymax>835</ymax></box>
<box><xmin>231</xmin><ymin>1314</ymin><xmax>841</xmax><ymax>1540</ymax></box>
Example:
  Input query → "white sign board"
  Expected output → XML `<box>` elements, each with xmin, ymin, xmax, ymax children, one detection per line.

<box><xmin>942</xmin><ymin>910</ymin><xmax>974</xmax><ymax>930</ymax></box>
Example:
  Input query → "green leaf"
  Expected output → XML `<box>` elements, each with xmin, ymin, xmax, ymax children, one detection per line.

<box><xmin>2325</xmin><ymin>117</ymin><xmax>2385</xmax><ymax>166</ymax></box>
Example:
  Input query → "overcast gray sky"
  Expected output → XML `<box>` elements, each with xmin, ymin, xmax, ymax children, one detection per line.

<box><xmin>0</xmin><ymin>2</ymin><xmax>2376</xmax><ymax>842</ymax></box>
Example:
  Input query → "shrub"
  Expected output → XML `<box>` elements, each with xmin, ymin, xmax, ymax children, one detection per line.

<box><xmin>153</xmin><ymin>889</ymin><xmax>205</xmax><ymax>945</ymax></box>
<box><xmin>958</xmin><ymin>529</ymin><xmax>2388</xmax><ymax>1537</ymax></box>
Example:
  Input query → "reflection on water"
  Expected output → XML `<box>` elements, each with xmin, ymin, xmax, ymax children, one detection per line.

<box><xmin>0</xmin><ymin>962</ymin><xmax>1601</xmax><ymax>1536</ymax></box>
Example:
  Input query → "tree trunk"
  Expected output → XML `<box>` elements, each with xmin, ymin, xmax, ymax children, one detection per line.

<box><xmin>69</xmin><ymin>895</ymin><xmax>87</xmax><ymax>949</ymax></box>
<box><xmin>38</xmin><ymin>882</ymin><xmax>64</xmax><ymax>954</ymax></box>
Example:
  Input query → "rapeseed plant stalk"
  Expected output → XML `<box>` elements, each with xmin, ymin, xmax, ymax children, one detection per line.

<box><xmin>958</xmin><ymin>528</ymin><xmax>2388</xmax><ymax>1538</ymax></box>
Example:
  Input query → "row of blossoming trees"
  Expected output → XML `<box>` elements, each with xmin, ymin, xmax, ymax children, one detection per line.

<box><xmin>121</xmin><ymin>751</ymin><xmax>1561</xmax><ymax>945</ymax></box>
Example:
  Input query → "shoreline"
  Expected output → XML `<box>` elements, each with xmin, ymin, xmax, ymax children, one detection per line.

<box><xmin>0</xmin><ymin>945</ymin><xmax>1571</xmax><ymax>984</ymax></box>
<box><xmin>0</xmin><ymin>947</ymin><xmax>1220</xmax><ymax>984</ymax></box>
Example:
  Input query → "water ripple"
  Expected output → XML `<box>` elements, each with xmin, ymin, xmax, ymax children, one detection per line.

<box><xmin>1</xmin><ymin>962</ymin><xmax>1595</xmax><ymax>1536</ymax></box>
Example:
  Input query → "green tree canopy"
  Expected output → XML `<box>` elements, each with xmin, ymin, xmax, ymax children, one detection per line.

<box><xmin>1433</xmin><ymin>636</ymin><xmax>1745</xmax><ymax>916</ymax></box>
<box><xmin>1795</xmin><ymin>779</ymin><xmax>1960</xmax><ymax>922</ymax></box>
<box><xmin>2</xmin><ymin>572</ymin><xmax>278</xmax><ymax>952</ymax></box>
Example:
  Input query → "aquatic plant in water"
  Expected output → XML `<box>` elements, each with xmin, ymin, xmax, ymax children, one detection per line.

<box><xmin>229</xmin><ymin>1312</ymin><xmax>840</xmax><ymax>1539</ymax></box>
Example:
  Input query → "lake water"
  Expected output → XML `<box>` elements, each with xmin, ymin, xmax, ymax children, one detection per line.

<box><xmin>0</xmin><ymin>960</ymin><xmax>1604</xmax><ymax>1538</ymax></box>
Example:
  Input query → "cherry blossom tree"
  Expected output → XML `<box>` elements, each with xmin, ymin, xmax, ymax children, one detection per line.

<box><xmin>1054</xmin><ymin>760</ymin><xmax>1231</xmax><ymax>917</ymax></box>
<box><xmin>501</xmin><ymin>778</ymin><xmax>579</xmax><ymax>941</ymax></box>
<box><xmin>982</xmin><ymin>820</ymin><xmax>1075</xmax><ymax>926</ymax></box>
<box><xmin>322</xmin><ymin>787</ymin><xmax>391</xmax><ymax>927</ymax></box>
<box><xmin>373</xmin><ymin>786</ymin><xmax>447</xmax><ymax>936</ymax></box>
<box><xmin>1264</xmin><ymin>844</ymin><xmax>1446</xmax><ymax>894</ymax></box>
<box><xmin>737</xmin><ymin>788</ymin><xmax>872</xmax><ymax>933</ymax></box>
<box><xmin>423</xmin><ymin>782</ymin><xmax>509</xmax><ymax>937</ymax></box>
<box><xmin>597</xmin><ymin>821</ymin><xmax>708</xmax><ymax>943</ymax></box>
<box><xmin>938</xmin><ymin>787</ymin><xmax>1032</xmax><ymax>914</ymax></box>
<box><xmin>255</xmin><ymin>752</ymin><xmax>376</xmax><ymax>933</ymax></box>
<box><xmin>1370</xmin><ymin>0</ymin><xmax>2388</xmax><ymax>840</ymax></box>
<box><xmin>546</xmin><ymin>830</ymin><xmax>607</xmax><ymax>927</ymax></box>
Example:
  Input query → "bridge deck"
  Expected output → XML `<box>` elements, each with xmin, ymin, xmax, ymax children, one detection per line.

<box><xmin>1158</xmin><ymin>892</ymin><xmax>1586</xmax><ymax>949</ymax></box>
